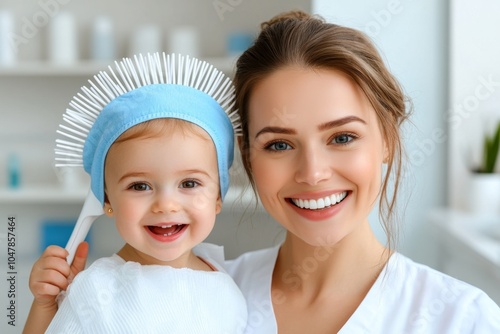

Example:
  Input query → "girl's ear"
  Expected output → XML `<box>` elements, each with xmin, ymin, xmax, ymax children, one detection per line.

<box><xmin>215</xmin><ymin>196</ymin><xmax>222</xmax><ymax>214</ymax></box>
<box><xmin>103</xmin><ymin>202</ymin><xmax>114</xmax><ymax>217</ymax></box>
<box><xmin>103</xmin><ymin>193</ymin><xmax>113</xmax><ymax>217</ymax></box>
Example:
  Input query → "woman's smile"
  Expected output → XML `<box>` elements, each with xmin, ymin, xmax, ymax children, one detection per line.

<box><xmin>289</xmin><ymin>191</ymin><xmax>348</xmax><ymax>210</ymax></box>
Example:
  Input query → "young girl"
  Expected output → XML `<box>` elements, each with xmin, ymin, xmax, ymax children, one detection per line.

<box><xmin>23</xmin><ymin>53</ymin><xmax>247</xmax><ymax>333</ymax></box>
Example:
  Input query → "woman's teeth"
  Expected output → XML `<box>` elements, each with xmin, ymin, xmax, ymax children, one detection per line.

<box><xmin>291</xmin><ymin>192</ymin><xmax>347</xmax><ymax>210</ymax></box>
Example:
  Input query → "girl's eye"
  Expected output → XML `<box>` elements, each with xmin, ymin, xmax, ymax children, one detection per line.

<box><xmin>265</xmin><ymin>141</ymin><xmax>292</xmax><ymax>151</ymax></box>
<box><xmin>180</xmin><ymin>180</ymin><xmax>199</xmax><ymax>188</ymax></box>
<box><xmin>332</xmin><ymin>133</ymin><xmax>356</xmax><ymax>145</ymax></box>
<box><xmin>129</xmin><ymin>183</ymin><xmax>151</xmax><ymax>191</ymax></box>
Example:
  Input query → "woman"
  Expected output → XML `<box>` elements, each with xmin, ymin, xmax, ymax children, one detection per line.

<box><xmin>27</xmin><ymin>10</ymin><xmax>500</xmax><ymax>333</ymax></box>
<box><xmin>225</xmin><ymin>10</ymin><xmax>500</xmax><ymax>333</ymax></box>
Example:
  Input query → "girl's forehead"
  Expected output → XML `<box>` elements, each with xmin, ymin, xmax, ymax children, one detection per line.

<box><xmin>106</xmin><ymin>130</ymin><xmax>218</xmax><ymax>174</ymax></box>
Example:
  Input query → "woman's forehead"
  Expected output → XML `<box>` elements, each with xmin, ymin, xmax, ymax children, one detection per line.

<box><xmin>247</xmin><ymin>67</ymin><xmax>377</xmax><ymax>130</ymax></box>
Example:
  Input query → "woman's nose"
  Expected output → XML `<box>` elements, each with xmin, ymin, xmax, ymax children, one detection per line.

<box><xmin>294</xmin><ymin>147</ymin><xmax>332</xmax><ymax>185</ymax></box>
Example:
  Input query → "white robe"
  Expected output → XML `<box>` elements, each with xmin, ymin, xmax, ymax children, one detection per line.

<box><xmin>46</xmin><ymin>243</ymin><xmax>247</xmax><ymax>334</ymax></box>
<box><xmin>226</xmin><ymin>245</ymin><xmax>500</xmax><ymax>333</ymax></box>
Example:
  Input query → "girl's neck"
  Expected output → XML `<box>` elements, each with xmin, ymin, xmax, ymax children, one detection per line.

<box><xmin>117</xmin><ymin>244</ymin><xmax>214</xmax><ymax>271</ymax></box>
<box><xmin>273</xmin><ymin>220</ymin><xmax>390</xmax><ymax>301</ymax></box>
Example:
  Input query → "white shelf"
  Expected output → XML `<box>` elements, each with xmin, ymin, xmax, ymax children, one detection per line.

<box><xmin>428</xmin><ymin>208</ymin><xmax>500</xmax><ymax>275</ymax></box>
<box><xmin>0</xmin><ymin>186</ymin><xmax>87</xmax><ymax>204</ymax></box>
<box><xmin>0</xmin><ymin>57</ymin><xmax>237</xmax><ymax>77</ymax></box>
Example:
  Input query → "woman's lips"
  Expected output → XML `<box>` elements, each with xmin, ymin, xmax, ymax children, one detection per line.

<box><xmin>290</xmin><ymin>191</ymin><xmax>348</xmax><ymax>210</ymax></box>
<box><xmin>286</xmin><ymin>191</ymin><xmax>349</xmax><ymax>222</ymax></box>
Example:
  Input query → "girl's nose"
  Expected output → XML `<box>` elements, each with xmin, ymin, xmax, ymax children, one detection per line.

<box><xmin>294</xmin><ymin>146</ymin><xmax>332</xmax><ymax>185</ymax></box>
<box><xmin>151</xmin><ymin>190</ymin><xmax>181</xmax><ymax>213</ymax></box>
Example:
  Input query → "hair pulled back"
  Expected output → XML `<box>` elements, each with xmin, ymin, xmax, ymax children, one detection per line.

<box><xmin>234</xmin><ymin>10</ymin><xmax>411</xmax><ymax>249</ymax></box>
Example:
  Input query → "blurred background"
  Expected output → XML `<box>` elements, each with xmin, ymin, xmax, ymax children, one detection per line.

<box><xmin>0</xmin><ymin>0</ymin><xmax>499</xmax><ymax>331</ymax></box>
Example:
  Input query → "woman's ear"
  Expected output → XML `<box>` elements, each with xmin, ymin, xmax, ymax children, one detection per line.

<box><xmin>383</xmin><ymin>143</ymin><xmax>390</xmax><ymax>164</ymax></box>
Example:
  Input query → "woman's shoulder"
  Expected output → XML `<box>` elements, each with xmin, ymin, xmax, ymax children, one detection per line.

<box><xmin>379</xmin><ymin>252</ymin><xmax>500</xmax><ymax>331</ymax></box>
<box><xmin>390</xmin><ymin>252</ymin><xmax>488</xmax><ymax>295</ymax></box>
<box><xmin>388</xmin><ymin>252</ymin><xmax>494</xmax><ymax>303</ymax></box>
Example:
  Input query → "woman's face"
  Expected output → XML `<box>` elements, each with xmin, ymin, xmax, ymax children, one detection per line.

<box><xmin>247</xmin><ymin>67</ymin><xmax>387</xmax><ymax>246</ymax></box>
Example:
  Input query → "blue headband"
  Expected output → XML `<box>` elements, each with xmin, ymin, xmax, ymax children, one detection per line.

<box><xmin>84</xmin><ymin>84</ymin><xmax>234</xmax><ymax>204</ymax></box>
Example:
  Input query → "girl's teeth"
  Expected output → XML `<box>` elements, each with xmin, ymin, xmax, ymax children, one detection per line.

<box><xmin>161</xmin><ymin>224</ymin><xmax>180</xmax><ymax>229</ymax></box>
<box><xmin>291</xmin><ymin>192</ymin><xmax>347</xmax><ymax>210</ymax></box>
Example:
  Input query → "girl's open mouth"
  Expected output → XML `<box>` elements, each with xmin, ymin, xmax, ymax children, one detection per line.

<box><xmin>146</xmin><ymin>224</ymin><xmax>188</xmax><ymax>242</ymax></box>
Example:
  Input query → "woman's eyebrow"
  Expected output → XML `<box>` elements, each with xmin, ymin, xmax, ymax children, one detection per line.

<box><xmin>254</xmin><ymin>126</ymin><xmax>296</xmax><ymax>139</ymax></box>
<box><xmin>254</xmin><ymin>116</ymin><xmax>366</xmax><ymax>139</ymax></box>
<box><xmin>318</xmin><ymin>115</ymin><xmax>366</xmax><ymax>131</ymax></box>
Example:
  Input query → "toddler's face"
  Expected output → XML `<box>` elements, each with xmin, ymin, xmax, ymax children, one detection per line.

<box><xmin>103</xmin><ymin>126</ymin><xmax>221</xmax><ymax>266</ymax></box>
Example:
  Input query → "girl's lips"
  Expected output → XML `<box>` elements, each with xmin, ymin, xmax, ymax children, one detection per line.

<box><xmin>289</xmin><ymin>191</ymin><xmax>348</xmax><ymax>210</ymax></box>
<box><xmin>145</xmin><ymin>224</ymin><xmax>188</xmax><ymax>242</ymax></box>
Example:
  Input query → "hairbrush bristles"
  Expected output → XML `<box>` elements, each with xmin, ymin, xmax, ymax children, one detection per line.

<box><xmin>55</xmin><ymin>52</ymin><xmax>241</xmax><ymax>168</ymax></box>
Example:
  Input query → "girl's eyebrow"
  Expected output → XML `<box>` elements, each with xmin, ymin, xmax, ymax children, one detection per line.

<box><xmin>118</xmin><ymin>172</ymin><xmax>148</xmax><ymax>183</ymax></box>
<box><xmin>118</xmin><ymin>169</ymin><xmax>213</xmax><ymax>183</ymax></box>
<box><xmin>254</xmin><ymin>116</ymin><xmax>366</xmax><ymax>139</ymax></box>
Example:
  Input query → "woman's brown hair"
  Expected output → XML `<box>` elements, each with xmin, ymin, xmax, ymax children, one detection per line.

<box><xmin>234</xmin><ymin>10</ymin><xmax>411</xmax><ymax>250</ymax></box>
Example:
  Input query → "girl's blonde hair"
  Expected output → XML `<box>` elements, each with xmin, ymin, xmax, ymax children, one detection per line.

<box><xmin>114</xmin><ymin>118</ymin><xmax>210</xmax><ymax>144</ymax></box>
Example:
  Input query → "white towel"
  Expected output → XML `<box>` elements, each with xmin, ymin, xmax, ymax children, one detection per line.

<box><xmin>46</xmin><ymin>243</ymin><xmax>247</xmax><ymax>333</ymax></box>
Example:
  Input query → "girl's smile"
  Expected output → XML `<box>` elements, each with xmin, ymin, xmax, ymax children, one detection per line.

<box><xmin>145</xmin><ymin>223</ymin><xmax>189</xmax><ymax>241</ymax></box>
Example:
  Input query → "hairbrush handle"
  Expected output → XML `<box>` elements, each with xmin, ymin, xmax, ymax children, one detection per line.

<box><xmin>65</xmin><ymin>190</ymin><xmax>104</xmax><ymax>264</ymax></box>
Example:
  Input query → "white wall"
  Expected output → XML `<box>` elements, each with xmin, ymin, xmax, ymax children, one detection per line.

<box><xmin>312</xmin><ymin>0</ymin><xmax>449</xmax><ymax>267</ymax></box>
<box><xmin>448</xmin><ymin>0</ymin><xmax>500</xmax><ymax>209</ymax></box>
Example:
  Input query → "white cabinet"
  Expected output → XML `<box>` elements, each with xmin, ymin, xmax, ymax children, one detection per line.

<box><xmin>429</xmin><ymin>208</ymin><xmax>500</xmax><ymax>305</ymax></box>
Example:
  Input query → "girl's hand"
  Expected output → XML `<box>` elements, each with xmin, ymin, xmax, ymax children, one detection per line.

<box><xmin>28</xmin><ymin>242</ymin><xmax>89</xmax><ymax>308</ymax></box>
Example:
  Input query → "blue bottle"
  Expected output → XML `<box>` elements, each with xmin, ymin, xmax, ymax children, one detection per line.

<box><xmin>8</xmin><ymin>153</ymin><xmax>20</xmax><ymax>189</ymax></box>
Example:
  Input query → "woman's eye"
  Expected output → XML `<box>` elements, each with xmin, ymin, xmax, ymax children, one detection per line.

<box><xmin>266</xmin><ymin>141</ymin><xmax>292</xmax><ymax>151</ymax></box>
<box><xmin>180</xmin><ymin>180</ymin><xmax>199</xmax><ymax>188</ymax></box>
<box><xmin>332</xmin><ymin>133</ymin><xmax>355</xmax><ymax>145</ymax></box>
<box><xmin>130</xmin><ymin>183</ymin><xmax>151</xmax><ymax>191</ymax></box>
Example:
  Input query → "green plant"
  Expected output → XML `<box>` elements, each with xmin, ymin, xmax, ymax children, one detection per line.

<box><xmin>478</xmin><ymin>121</ymin><xmax>500</xmax><ymax>173</ymax></box>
